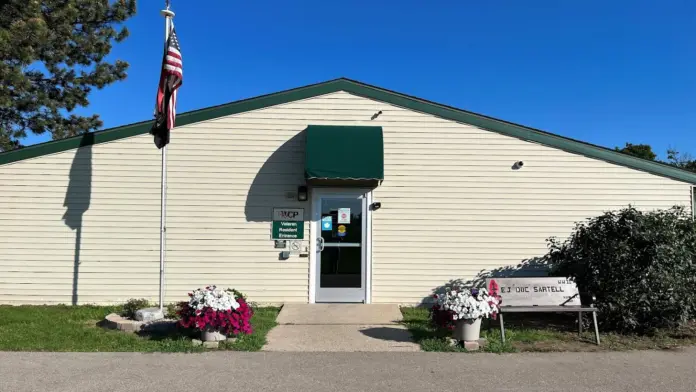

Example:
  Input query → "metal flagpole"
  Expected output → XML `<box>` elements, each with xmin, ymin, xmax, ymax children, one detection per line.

<box><xmin>159</xmin><ymin>2</ymin><xmax>175</xmax><ymax>312</ymax></box>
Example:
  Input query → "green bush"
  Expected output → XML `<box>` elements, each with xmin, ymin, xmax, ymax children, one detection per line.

<box><xmin>226</xmin><ymin>288</ymin><xmax>247</xmax><ymax>301</ymax></box>
<box><xmin>121</xmin><ymin>298</ymin><xmax>151</xmax><ymax>319</ymax></box>
<box><xmin>165</xmin><ymin>303</ymin><xmax>181</xmax><ymax>319</ymax></box>
<box><xmin>546</xmin><ymin>206</ymin><xmax>696</xmax><ymax>333</ymax></box>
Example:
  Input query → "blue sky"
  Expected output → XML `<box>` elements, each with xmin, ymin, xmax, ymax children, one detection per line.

<box><xmin>25</xmin><ymin>0</ymin><xmax>696</xmax><ymax>158</ymax></box>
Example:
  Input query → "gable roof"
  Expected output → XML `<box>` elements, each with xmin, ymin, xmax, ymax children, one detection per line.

<box><xmin>1</xmin><ymin>77</ymin><xmax>695</xmax><ymax>184</ymax></box>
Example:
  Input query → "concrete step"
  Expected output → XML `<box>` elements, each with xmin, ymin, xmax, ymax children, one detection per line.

<box><xmin>276</xmin><ymin>304</ymin><xmax>403</xmax><ymax>325</ymax></box>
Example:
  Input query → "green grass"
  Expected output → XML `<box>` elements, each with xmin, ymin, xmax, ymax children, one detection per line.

<box><xmin>0</xmin><ymin>305</ymin><xmax>279</xmax><ymax>352</ymax></box>
<box><xmin>401</xmin><ymin>307</ymin><xmax>696</xmax><ymax>353</ymax></box>
<box><xmin>219</xmin><ymin>306</ymin><xmax>279</xmax><ymax>351</ymax></box>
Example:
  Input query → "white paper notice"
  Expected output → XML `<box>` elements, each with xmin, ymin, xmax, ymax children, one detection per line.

<box><xmin>337</xmin><ymin>208</ymin><xmax>351</xmax><ymax>224</ymax></box>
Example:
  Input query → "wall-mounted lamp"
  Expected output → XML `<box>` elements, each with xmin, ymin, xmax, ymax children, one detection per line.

<box><xmin>297</xmin><ymin>185</ymin><xmax>308</xmax><ymax>202</ymax></box>
<box><xmin>370</xmin><ymin>202</ymin><xmax>382</xmax><ymax>211</ymax></box>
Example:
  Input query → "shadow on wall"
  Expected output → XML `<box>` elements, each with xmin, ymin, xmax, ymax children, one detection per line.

<box><xmin>421</xmin><ymin>256</ymin><xmax>551</xmax><ymax>305</ymax></box>
<box><xmin>244</xmin><ymin>131</ymin><xmax>306</xmax><ymax>222</ymax></box>
<box><xmin>63</xmin><ymin>133</ymin><xmax>94</xmax><ymax>305</ymax></box>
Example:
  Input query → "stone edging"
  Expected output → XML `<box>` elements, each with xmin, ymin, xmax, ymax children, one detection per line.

<box><xmin>103</xmin><ymin>313</ymin><xmax>176</xmax><ymax>333</ymax></box>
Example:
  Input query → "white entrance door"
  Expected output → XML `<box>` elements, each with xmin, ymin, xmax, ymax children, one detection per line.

<box><xmin>311</xmin><ymin>189</ymin><xmax>371</xmax><ymax>303</ymax></box>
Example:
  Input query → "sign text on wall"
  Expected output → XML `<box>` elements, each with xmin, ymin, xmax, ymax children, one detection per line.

<box><xmin>271</xmin><ymin>208</ymin><xmax>305</xmax><ymax>240</ymax></box>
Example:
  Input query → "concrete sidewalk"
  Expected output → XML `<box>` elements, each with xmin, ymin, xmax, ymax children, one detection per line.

<box><xmin>276</xmin><ymin>304</ymin><xmax>404</xmax><ymax>325</ymax></box>
<box><xmin>3</xmin><ymin>349</ymin><xmax>696</xmax><ymax>392</ymax></box>
<box><xmin>264</xmin><ymin>304</ymin><xmax>420</xmax><ymax>352</ymax></box>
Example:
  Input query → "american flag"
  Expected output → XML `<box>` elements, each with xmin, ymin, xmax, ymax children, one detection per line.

<box><xmin>151</xmin><ymin>20</ymin><xmax>183</xmax><ymax>149</ymax></box>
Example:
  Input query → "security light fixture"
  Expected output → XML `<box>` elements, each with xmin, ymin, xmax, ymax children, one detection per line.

<box><xmin>297</xmin><ymin>186</ymin><xmax>308</xmax><ymax>202</ymax></box>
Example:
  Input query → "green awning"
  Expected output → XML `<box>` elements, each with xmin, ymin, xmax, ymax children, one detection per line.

<box><xmin>305</xmin><ymin>125</ymin><xmax>384</xmax><ymax>181</ymax></box>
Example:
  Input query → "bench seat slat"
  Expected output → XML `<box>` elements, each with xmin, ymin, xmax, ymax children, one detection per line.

<box><xmin>499</xmin><ymin>306</ymin><xmax>597</xmax><ymax>313</ymax></box>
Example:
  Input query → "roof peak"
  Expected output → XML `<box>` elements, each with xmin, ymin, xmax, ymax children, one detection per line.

<box><xmin>1</xmin><ymin>78</ymin><xmax>695</xmax><ymax>184</ymax></box>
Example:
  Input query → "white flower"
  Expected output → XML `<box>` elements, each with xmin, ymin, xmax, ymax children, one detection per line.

<box><xmin>433</xmin><ymin>285</ymin><xmax>500</xmax><ymax>320</ymax></box>
<box><xmin>187</xmin><ymin>285</ymin><xmax>241</xmax><ymax>311</ymax></box>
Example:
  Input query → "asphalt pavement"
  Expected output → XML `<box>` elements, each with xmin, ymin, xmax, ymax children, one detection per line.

<box><xmin>2</xmin><ymin>348</ymin><xmax>695</xmax><ymax>392</ymax></box>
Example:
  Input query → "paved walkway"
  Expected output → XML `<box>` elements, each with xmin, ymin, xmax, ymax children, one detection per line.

<box><xmin>276</xmin><ymin>304</ymin><xmax>404</xmax><ymax>324</ymax></box>
<box><xmin>2</xmin><ymin>349</ymin><xmax>696</xmax><ymax>392</ymax></box>
<box><xmin>264</xmin><ymin>304</ymin><xmax>420</xmax><ymax>352</ymax></box>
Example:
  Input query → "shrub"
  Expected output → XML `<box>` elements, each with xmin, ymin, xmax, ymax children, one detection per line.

<box><xmin>165</xmin><ymin>303</ymin><xmax>180</xmax><ymax>319</ymax></box>
<box><xmin>121</xmin><ymin>298</ymin><xmax>151</xmax><ymax>319</ymax></box>
<box><xmin>546</xmin><ymin>206</ymin><xmax>696</xmax><ymax>333</ymax></box>
<box><xmin>226</xmin><ymin>288</ymin><xmax>247</xmax><ymax>301</ymax></box>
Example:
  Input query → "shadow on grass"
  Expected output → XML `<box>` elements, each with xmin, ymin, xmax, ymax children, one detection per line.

<box><xmin>136</xmin><ymin>324</ymin><xmax>196</xmax><ymax>342</ymax></box>
<box><xmin>93</xmin><ymin>307</ymin><xmax>281</xmax><ymax>351</ymax></box>
<box><xmin>401</xmin><ymin>307</ymin><xmax>696</xmax><ymax>353</ymax></box>
<box><xmin>400</xmin><ymin>307</ymin><xmax>516</xmax><ymax>353</ymax></box>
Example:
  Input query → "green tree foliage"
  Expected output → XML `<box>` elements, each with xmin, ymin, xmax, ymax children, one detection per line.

<box><xmin>666</xmin><ymin>149</ymin><xmax>696</xmax><ymax>173</ymax></box>
<box><xmin>0</xmin><ymin>0</ymin><xmax>136</xmax><ymax>151</ymax></box>
<box><xmin>615</xmin><ymin>143</ymin><xmax>696</xmax><ymax>173</ymax></box>
<box><xmin>546</xmin><ymin>206</ymin><xmax>696</xmax><ymax>333</ymax></box>
<box><xmin>614</xmin><ymin>143</ymin><xmax>657</xmax><ymax>161</ymax></box>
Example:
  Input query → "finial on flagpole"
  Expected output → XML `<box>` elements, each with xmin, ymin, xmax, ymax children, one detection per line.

<box><xmin>161</xmin><ymin>0</ymin><xmax>175</xmax><ymax>18</ymax></box>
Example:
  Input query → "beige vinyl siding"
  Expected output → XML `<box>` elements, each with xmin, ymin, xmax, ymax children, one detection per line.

<box><xmin>0</xmin><ymin>139</ymin><xmax>162</xmax><ymax>304</ymax></box>
<box><xmin>0</xmin><ymin>90</ymin><xmax>692</xmax><ymax>305</ymax></box>
<box><xmin>365</xmin><ymin>101</ymin><xmax>693</xmax><ymax>304</ymax></box>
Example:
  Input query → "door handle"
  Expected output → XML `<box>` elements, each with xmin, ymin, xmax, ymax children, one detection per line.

<box><xmin>317</xmin><ymin>237</ymin><xmax>325</xmax><ymax>252</ymax></box>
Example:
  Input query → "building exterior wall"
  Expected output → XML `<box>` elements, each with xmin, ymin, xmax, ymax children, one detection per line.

<box><xmin>0</xmin><ymin>138</ymin><xmax>161</xmax><ymax>304</ymax></box>
<box><xmin>0</xmin><ymin>91</ymin><xmax>692</xmax><ymax>304</ymax></box>
<box><xmin>371</xmin><ymin>109</ymin><xmax>693</xmax><ymax>303</ymax></box>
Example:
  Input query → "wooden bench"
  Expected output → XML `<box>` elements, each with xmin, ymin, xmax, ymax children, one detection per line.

<box><xmin>486</xmin><ymin>277</ymin><xmax>600</xmax><ymax>345</ymax></box>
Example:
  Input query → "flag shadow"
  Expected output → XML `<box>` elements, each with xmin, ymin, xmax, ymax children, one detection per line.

<box><xmin>63</xmin><ymin>133</ymin><xmax>94</xmax><ymax>305</ymax></box>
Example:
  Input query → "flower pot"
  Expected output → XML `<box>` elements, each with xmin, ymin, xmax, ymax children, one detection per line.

<box><xmin>454</xmin><ymin>318</ymin><xmax>482</xmax><ymax>341</ymax></box>
<box><xmin>201</xmin><ymin>330</ymin><xmax>227</xmax><ymax>342</ymax></box>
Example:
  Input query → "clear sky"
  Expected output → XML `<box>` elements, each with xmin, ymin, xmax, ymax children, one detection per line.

<box><xmin>24</xmin><ymin>0</ymin><xmax>696</xmax><ymax>158</ymax></box>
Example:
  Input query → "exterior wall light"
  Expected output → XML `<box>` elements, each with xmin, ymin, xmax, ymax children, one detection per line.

<box><xmin>297</xmin><ymin>186</ymin><xmax>308</xmax><ymax>202</ymax></box>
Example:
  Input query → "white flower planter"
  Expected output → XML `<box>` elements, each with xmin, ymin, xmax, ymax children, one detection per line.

<box><xmin>454</xmin><ymin>318</ymin><xmax>482</xmax><ymax>342</ymax></box>
<box><xmin>201</xmin><ymin>330</ymin><xmax>227</xmax><ymax>342</ymax></box>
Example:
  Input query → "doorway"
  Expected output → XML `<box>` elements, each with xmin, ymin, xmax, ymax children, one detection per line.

<box><xmin>310</xmin><ymin>188</ymin><xmax>372</xmax><ymax>303</ymax></box>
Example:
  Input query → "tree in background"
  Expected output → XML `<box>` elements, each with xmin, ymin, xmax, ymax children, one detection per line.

<box><xmin>0</xmin><ymin>0</ymin><xmax>136</xmax><ymax>151</ymax></box>
<box><xmin>666</xmin><ymin>149</ymin><xmax>696</xmax><ymax>173</ymax></box>
<box><xmin>614</xmin><ymin>143</ymin><xmax>657</xmax><ymax>161</ymax></box>
<box><xmin>615</xmin><ymin>143</ymin><xmax>696</xmax><ymax>173</ymax></box>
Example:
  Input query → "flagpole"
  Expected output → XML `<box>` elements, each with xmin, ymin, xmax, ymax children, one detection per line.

<box><xmin>159</xmin><ymin>5</ymin><xmax>175</xmax><ymax>312</ymax></box>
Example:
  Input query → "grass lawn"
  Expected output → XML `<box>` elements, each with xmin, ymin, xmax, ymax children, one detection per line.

<box><xmin>401</xmin><ymin>307</ymin><xmax>696</xmax><ymax>353</ymax></box>
<box><xmin>0</xmin><ymin>305</ymin><xmax>279</xmax><ymax>352</ymax></box>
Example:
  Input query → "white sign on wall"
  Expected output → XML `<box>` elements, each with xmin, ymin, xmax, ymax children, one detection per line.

<box><xmin>272</xmin><ymin>208</ymin><xmax>304</xmax><ymax>222</ymax></box>
<box><xmin>337</xmin><ymin>208</ymin><xmax>351</xmax><ymax>224</ymax></box>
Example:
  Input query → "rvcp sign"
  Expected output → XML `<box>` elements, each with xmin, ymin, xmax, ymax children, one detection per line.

<box><xmin>271</xmin><ymin>208</ymin><xmax>305</xmax><ymax>240</ymax></box>
<box><xmin>272</xmin><ymin>208</ymin><xmax>304</xmax><ymax>222</ymax></box>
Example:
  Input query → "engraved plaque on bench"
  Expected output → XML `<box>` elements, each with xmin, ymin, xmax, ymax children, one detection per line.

<box><xmin>486</xmin><ymin>277</ymin><xmax>582</xmax><ymax>307</ymax></box>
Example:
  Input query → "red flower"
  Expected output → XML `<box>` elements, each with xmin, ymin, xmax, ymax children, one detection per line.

<box><xmin>177</xmin><ymin>301</ymin><xmax>254</xmax><ymax>336</ymax></box>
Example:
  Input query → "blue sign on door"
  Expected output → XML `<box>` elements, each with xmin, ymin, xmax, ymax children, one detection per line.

<box><xmin>321</xmin><ymin>216</ymin><xmax>333</xmax><ymax>231</ymax></box>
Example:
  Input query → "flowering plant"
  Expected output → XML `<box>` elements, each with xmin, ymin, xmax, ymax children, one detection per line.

<box><xmin>431</xmin><ymin>286</ymin><xmax>500</xmax><ymax>330</ymax></box>
<box><xmin>177</xmin><ymin>286</ymin><xmax>253</xmax><ymax>335</ymax></box>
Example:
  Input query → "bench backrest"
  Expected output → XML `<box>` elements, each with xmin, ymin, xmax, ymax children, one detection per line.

<box><xmin>485</xmin><ymin>277</ymin><xmax>582</xmax><ymax>307</ymax></box>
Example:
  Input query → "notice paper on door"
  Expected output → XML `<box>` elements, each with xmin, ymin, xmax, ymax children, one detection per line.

<box><xmin>337</xmin><ymin>208</ymin><xmax>350</xmax><ymax>224</ymax></box>
<box><xmin>321</xmin><ymin>216</ymin><xmax>333</xmax><ymax>231</ymax></box>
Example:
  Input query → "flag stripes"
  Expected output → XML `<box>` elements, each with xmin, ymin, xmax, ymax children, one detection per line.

<box><xmin>151</xmin><ymin>19</ymin><xmax>183</xmax><ymax>149</ymax></box>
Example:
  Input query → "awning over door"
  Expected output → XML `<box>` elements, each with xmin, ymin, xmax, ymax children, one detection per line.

<box><xmin>304</xmin><ymin>125</ymin><xmax>384</xmax><ymax>183</ymax></box>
